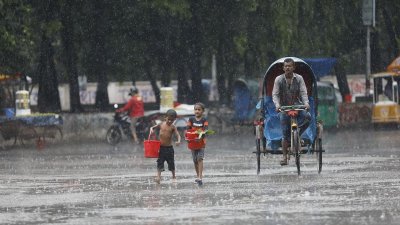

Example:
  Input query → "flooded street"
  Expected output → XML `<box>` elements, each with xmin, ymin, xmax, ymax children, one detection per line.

<box><xmin>1</xmin><ymin>127</ymin><xmax>400</xmax><ymax>225</ymax></box>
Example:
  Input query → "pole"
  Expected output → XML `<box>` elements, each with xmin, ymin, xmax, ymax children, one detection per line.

<box><xmin>211</xmin><ymin>54</ymin><xmax>219</xmax><ymax>101</ymax></box>
<box><xmin>366</xmin><ymin>25</ymin><xmax>371</xmax><ymax>96</ymax></box>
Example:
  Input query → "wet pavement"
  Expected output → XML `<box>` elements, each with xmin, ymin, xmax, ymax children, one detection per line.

<box><xmin>0</xmin><ymin>127</ymin><xmax>400</xmax><ymax>224</ymax></box>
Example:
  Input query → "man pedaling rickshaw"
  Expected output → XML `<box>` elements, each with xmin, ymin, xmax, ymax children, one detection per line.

<box><xmin>272</xmin><ymin>57</ymin><xmax>311</xmax><ymax>166</ymax></box>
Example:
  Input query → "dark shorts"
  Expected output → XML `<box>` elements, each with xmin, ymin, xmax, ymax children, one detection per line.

<box><xmin>157</xmin><ymin>146</ymin><xmax>175</xmax><ymax>172</ymax></box>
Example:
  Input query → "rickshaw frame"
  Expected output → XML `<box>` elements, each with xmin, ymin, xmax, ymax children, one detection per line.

<box><xmin>254</xmin><ymin>57</ymin><xmax>323</xmax><ymax>175</ymax></box>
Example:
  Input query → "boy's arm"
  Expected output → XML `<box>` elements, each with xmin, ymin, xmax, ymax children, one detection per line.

<box><xmin>150</xmin><ymin>123</ymin><xmax>160</xmax><ymax>134</ymax></box>
<box><xmin>203</xmin><ymin>120</ymin><xmax>209</xmax><ymax>131</ymax></box>
<box><xmin>173</xmin><ymin>125</ymin><xmax>181</xmax><ymax>145</ymax></box>
<box><xmin>200</xmin><ymin>120</ymin><xmax>209</xmax><ymax>139</ymax></box>
<box><xmin>186</xmin><ymin>118</ymin><xmax>193</xmax><ymax>130</ymax></box>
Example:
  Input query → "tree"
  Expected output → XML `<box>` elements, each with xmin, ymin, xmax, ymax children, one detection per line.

<box><xmin>187</xmin><ymin>0</ymin><xmax>204</xmax><ymax>103</ymax></box>
<box><xmin>86</xmin><ymin>0</ymin><xmax>109</xmax><ymax>111</ymax></box>
<box><xmin>60</xmin><ymin>0</ymin><xmax>83</xmax><ymax>112</ymax></box>
<box><xmin>4</xmin><ymin>0</ymin><xmax>400</xmax><ymax>111</ymax></box>
<box><xmin>0</xmin><ymin>0</ymin><xmax>34</xmax><ymax>74</ymax></box>
<box><xmin>35</xmin><ymin>0</ymin><xmax>61</xmax><ymax>113</ymax></box>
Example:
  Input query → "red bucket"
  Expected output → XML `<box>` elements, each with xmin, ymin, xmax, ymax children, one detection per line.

<box><xmin>185</xmin><ymin>131</ymin><xmax>205</xmax><ymax>150</ymax></box>
<box><xmin>144</xmin><ymin>134</ymin><xmax>160</xmax><ymax>158</ymax></box>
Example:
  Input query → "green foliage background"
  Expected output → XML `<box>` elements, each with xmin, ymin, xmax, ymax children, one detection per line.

<box><xmin>1</xmin><ymin>0</ymin><xmax>399</xmax><ymax>111</ymax></box>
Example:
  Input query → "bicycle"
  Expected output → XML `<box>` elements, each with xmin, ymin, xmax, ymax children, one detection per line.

<box><xmin>280</xmin><ymin>105</ymin><xmax>308</xmax><ymax>175</ymax></box>
<box><xmin>254</xmin><ymin>105</ymin><xmax>323</xmax><ymax>175</ymax></box>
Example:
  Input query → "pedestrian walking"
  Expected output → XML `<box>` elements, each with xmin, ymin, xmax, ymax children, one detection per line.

<box><xmin>186</xmin><ymin>102</ymin><xmax>208</xmax><ymax>186</ymax></box>
<box><xmin>149</xmin><ymin>109</ymin><xmax>181</xmax><ymax>184</ymax></box>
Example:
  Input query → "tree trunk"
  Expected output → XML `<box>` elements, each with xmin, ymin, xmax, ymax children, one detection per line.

<box><xmin>245</xmin><ymin>10</ymin><xmax>257</xmax><ymax>78</ymax></box>
<box><xmin>160</xmin><ymin>59</ymin><xmax>171</xmax><ymax>87</ymax></box>
<box><xmin>176</xmin><ymin>62</ymin><xmax>192</xmax><ymax>104</ymax></box>
<box><xmin>371</xmin><ymin>31</ymin><xmax>382</xmax><ymax>72</ymax></box>
<box><xmin>216</xmin><ymin>48</ymin><xmax>227</xmax><ymax>105</ymax></box>
<box><xmin>188</xmin><ymin>0</ymin><xmax>204</xmax><ymax>103</ymax></box>
<box><xmin>37</xmin><ymin>33</ymin><xmax>61</xmax><ymax>113</ymax></box>
<box><xmin>61</xmin><ymin>0</ymin><xmax>83</xmax><ymax>113</ymax></box>
<box><xmin>92</xmin><ymin>0</ymin><xmax>109</xmax><ymax>111</ymax></box>
<box><xmin>382</xmin><ymin>5</ymin><xmax>399</xmax><ymax>60</ymax></box>
<box><xmin>334</xmin><ymin>59</ymin><xmax>351</xmax><ymax>102</ymax></box>
<box><xmin>36</xmin><ymin>1</ymin><xmax>61</xmax><ymax>113</ymax></box>
<box><xmin>145</xmin><ymin>59</ymin><xmax>160</xmax><ymax>106</ymax></box>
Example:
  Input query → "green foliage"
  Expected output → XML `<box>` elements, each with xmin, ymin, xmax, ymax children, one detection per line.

<box><xmin>0</xmin><ymin>0</ymin><xmax>35</xmax><ymax>73</ymax></box>
<box><xmin>1</xmin><ymin>0</ymin><xmax>400</xmax><ymax>107</ymax></box>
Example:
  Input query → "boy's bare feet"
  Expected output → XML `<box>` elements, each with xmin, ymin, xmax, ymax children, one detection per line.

<box><xmin>154</xmin><ymin>177</ymin><xmax>161</xmax><ymax>184</ymax></box>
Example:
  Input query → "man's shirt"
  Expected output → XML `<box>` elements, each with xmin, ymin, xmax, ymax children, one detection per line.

<box><xmin>272</xmin><ymin>73</ymin><xmax>309</xmax><ymax>109</ymax></box>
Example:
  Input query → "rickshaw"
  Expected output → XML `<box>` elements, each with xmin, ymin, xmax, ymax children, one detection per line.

<box><xmin>317</xmin><ymin>81</ymin><xmax>340</xmax><ymax>128</ymax></box>
<box><xmin>207</xmin><ymin>78</ymin><xmax>259</xmax><ymax>133</ymax></box>
<box><xmin>371</xmin><ymin>71</ymin><xmax>400</xmax><ymax>127</ymax></box>
<box><xmin>254</xmin><ymin>57</ymin><xmax>323</xmax><ymax>175</ymax></box>
<box><xmin>232</xmin><ymin>78</ymin><xmax>259</xmax><ymax>124</ymax></box>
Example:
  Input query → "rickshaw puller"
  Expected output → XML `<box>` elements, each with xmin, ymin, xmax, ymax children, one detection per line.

<box><xmin>272</xmin><ymin>58</ymin><xmax>311</xmax><ymax>166</ymax></box>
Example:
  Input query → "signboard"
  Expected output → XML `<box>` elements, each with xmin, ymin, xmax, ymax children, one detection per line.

<box><xmin>362</xmin><ymin>0</ymin><xmax>375</xmax><ymax>27</ymax></box>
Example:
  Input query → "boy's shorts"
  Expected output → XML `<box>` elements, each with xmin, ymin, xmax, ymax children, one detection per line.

<box><xmin>191</xmin><ymin>149</ymin><xmax>205</xmax><ymax>163</ymax></box>
<box><xmin>157</xmin><ymin>146</ymin><xmax>175</xmax><ymax>171</ymax></box>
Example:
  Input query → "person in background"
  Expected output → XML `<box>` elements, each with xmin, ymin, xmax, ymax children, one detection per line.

<box><xmin>116</xmin><ymin>86</ymin><xmax>144</xmax><ymax>144</ymax></box>
<box><xmin>150</xmin><ymin>109</ymin><xmax>181</xmax><ymax>184</ymax></box>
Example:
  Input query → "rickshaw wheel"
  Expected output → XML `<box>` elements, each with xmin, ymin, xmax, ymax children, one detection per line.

<box><xmin>256</xmin><ymin>139</ymin><xmax>261</xmax><ymax>175</ymax></box>
<box><xmin>19</xmin><ymin>126</ymin><xmax>38</xmax><ymax>146</ymax></box>
<box><xmin>42</xmin><ymin>126</ymin><xmax>63</xmax><ymax>145</ymax></box>
<box><xmin>316</xmin><ymin>138</ymin><xmax>323</xmax><ymax>173</ymax></box>
<box><xmin>293</xmin><ymin>130</ymin><xmax>301</xmax><ymax>175</ymax></box>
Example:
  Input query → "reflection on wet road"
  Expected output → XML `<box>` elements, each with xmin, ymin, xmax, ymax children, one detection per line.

<box><xmin>0</xmin><ymin>128</ymin><xmax>399</xmax><ymax>224</ymax></box>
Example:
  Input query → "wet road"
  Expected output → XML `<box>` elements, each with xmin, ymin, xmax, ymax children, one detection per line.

<box><xmin>0</xmin><ymin>127</ymin><xmax>400</xmax><ymax>225</ymax></box>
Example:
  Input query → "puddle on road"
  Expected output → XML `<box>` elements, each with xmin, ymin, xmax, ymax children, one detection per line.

<box><xmin>1</xmin><ymin>130</ymin><xmax>400</xmax><ymax>224</ymax></box>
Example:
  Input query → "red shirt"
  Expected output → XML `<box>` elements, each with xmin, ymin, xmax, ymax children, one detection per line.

<box><xmin>119</xmin><ymin>95</ymin><xmax>144</xmax><ymax>117</ymax></box>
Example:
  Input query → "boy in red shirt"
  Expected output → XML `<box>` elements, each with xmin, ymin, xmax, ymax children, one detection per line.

<box><xmin>186</xmin><ymin>102</ymin><xmax>208</xmax><ymax>186</ymax></box>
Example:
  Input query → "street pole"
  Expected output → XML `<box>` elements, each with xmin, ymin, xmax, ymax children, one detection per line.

<box><xmin>366</xmin><ymin>25</ymin><xmax>371</xmax><ymax>96</ymax></box>
<box><xmin>362</xmin><ymin>0</ymin><xmax>374</xmax><ymax>97</ymax></box>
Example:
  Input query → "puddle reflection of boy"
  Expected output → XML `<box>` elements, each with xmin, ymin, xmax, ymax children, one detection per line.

<box><xmin>150</xmin><ymin>109</ymin><xmax>181</xmax><ymax>184</ymax></box>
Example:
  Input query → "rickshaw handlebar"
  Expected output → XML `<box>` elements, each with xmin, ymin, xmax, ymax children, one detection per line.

<box><xmin>279</xmin><ymin>105</ymin><xmax>308</xmax><ymax>112</ymax></box>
